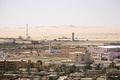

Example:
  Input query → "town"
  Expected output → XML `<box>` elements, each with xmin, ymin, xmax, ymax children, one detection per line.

<box><xmin>0</xmin><ymin>33</ymin><xmax>120</xmax><ymax>80</ymax></box>
<box><xmin>1</xmin><ymin>0</ymin><xmax>120</xmax><ymax>80</ymax></box>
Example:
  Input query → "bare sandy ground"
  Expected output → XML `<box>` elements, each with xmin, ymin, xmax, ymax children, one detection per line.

<box><xmin>0</xmin><ymin>26</ymin><xmax>120</xmax><ymax>40</ymax></box>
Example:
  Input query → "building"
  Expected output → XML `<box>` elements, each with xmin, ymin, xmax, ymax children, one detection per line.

<box><xmin>0</xmin><ymin>59</ymin><xmax>42</xmax><ymax>71</ymax></box>
<box><xmin>31</xmin><ymin>40</ymin><xmax>39</xmax><ymax>44</ymax></box>
<box><xmin>86</xmin><ymin>70</ymin><xmax>105</xmax><ymax>78</ymax></box>
<box><xmin>69</xmin><ymin>52</ymin><xmax>92</xmax><ymax>64</ymax></box>
<box><xmin>67</xmin><ymin>72</ymin><xmax>84</xmax><ymax>80</ymax></box>
<box><xmin>0</xmin><ymin>51</ymin><xmax>10</xmax><ymax>58</ymax></box>
<box><xmin>0</xmin><ymin>60</ymin><xmax>21</xmax><ymax>70</ymax></box>
<box><xmin>0</xmin><ymin>51</ymin><xmax>5</xmax><ymax>58</ymax></box>
<box><xmin>104</xmin><ymin>42</ymin><xmax>120</xmax><ymax>46</ymax></box>
<box><xmin>15</xmin><ymin>40</ymin><xmax>32</xmax><ymax>44</ymax></box>
<box><xmin>4</xmin><ymin>40</ymin><xmax>15</xmax><ymax>44</ymax></box>
<box><xmin>106</xmin><ymin>69</ymin><xmax>120</xmax><ymax>79</ymax></box>
<box><xmin>87</xmin><ymin>46</ymin><xmax>120</xmax><ymax>61</ymax></box>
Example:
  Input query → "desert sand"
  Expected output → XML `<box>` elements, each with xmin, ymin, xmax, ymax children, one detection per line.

<box><xmin>0</xmin><ymin>26</ymin><xmax>120</xmax><ymax>40</ymax></box>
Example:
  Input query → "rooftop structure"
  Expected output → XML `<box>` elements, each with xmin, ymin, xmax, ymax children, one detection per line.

<box><xmin>98</xmin><ymin>46</ymin><xmax>120</xmax><ymax>48</ymax></box>
<box><xmin>69</xmin><ymin>52</ymin><xmax>85</xmax><ymax>54</ymax></box>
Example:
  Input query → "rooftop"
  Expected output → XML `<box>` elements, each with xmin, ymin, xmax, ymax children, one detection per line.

<box><xmin>0</xmin><ymin>59</ymin><xmax>26</xmax><ymax>62</ymax></box>
<box><xmin>69</xmin><ymin>52</ymin><xmax>85</xmax><ymax>54</ymax></box>
<box><xmin>98</xmin><ymin>46</ymin><xmax>120</xmax><ymax>48</ymax></box>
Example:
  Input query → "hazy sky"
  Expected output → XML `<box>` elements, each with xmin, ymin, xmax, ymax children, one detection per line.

<box><xmin>0</xmin><ymin>0</ymin><xmax>120</xmax><ymax>27</ymax></box>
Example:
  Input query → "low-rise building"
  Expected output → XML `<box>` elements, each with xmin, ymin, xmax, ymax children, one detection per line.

<box><xmin>86</xmin><ymin>70</ymin><xmax>105</xmax><ymax>78</ymax></box>
<box><xmin>87</xmin><ymin>46</ymin><xmax>120</xmax><ymax>61</ymax></box>
<box><xmin>0</xmin><ymin>60</ymin><xmax>20</xmax><ymax>70</ymax></box>
<box><xmin>69</xmin><ymin>52</ymin><xmax>92</xmax><ymax>64</ymax></box>
<box><xmin>106</xmin><ymin>69</ymin><xmax>120</xmax><ymax>79</ymax></box>
<box><xmin>0</xmin><ymin>59</ymin><xmax>42</xmax><ymax>71</ymax></box>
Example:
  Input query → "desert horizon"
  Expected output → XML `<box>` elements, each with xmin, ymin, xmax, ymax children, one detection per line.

<box><xmin>0</xmin><ymin>26</ymin><xmax>120</xmax><ymax>40</ymax></box>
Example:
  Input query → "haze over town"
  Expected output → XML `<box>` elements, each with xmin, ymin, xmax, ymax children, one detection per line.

<box><xmin>0</xmin><ymin>0</ymin><xmax>120</xmax><ymax>80</ymax></box>
<box><xmin>0</xmin><ymin>0</ymin><xmax>120</xmax><ymax>41</ymax></box>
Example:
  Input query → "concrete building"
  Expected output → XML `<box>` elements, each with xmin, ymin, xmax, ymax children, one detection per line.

<box><xmin>0</xmin><ymin>59</ymin><xmax>42</xmax><ymax>71</ymax></box>
<box><xmin>15</xmin><ymin>40</ymin><xmax>32</xmax><ymax>44</ymax></box>
<box><xmin>0</xmin><ymin>51</ymin><xmax>4</xmax><ymax>54</ymax></box>
<box><xmin>86</xmin><ymin>70</ymin><xmax>105</xmax><ymax>78</ymax></box>
<box><xmin>0</xmin><ymin>51</ymin><xmax>10</xmax><ymax>59</ymax></box>
<box><xmin>87</xmin><ymin>46</ymin><xmax>120</xmax><ymax>61</ymax></box>
<box><xmin>104</xmin><ymin>42</ymin><xmax>120</xmax><ymax>46</ymax></box>
<box><xmin>0</xmin><ymin>60</ymin><xmax>21</xmax><ymax>70</ymax></box>
<box><xmin>106</xmin><ymin>69</ymin><xmax>120</xmax><ymax>79</ymax></box>
<box><xmin>69</xmin><ymin>52</ymin><xmax>92</xmax><ymax>64</ymax></box>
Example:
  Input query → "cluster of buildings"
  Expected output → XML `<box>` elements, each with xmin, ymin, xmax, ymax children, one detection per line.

<box><xmin>87</xmin><ymin>43</ymin><xmax>120</xmax><ymax>62</ymax></box>
<box><xmin>0</xmin><ymin>59</ymin><xmax>42</xmax><ymax>71</ymax></box>
<box><xmin>0</xmin><ymin>32</ymin><xmax>120</xmax><ymax>79</ymax></box>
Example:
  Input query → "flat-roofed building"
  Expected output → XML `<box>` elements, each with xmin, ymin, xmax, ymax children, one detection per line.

<box><xmin>87</xmin><ymin>46</ymin><xmax>120</xmax><ymax>61</ymax></box>
<box><xmin>0</xmin><ymin>60</ymin><xmax>21</xmax><ymax>70</ymax></box>
<box><xmin>69</xmin><ymin>52</ymin><xmax>92</xmax><ymax>64</ymax></box>
<box><xmin>105</xmin><ymin>42</ymin><xmax>120</xmax><ymax>46</ymax></box>
<box><xmin>86</xmin><ymin>70</ymin><xmax>105</xmax><ymax>78</ymax></box>
<box><xmin>15</xmin><ymin>40</ymin><xmax>31</xmax><ymax>44</ymax></box>
<box><xmin>106</xmin><ymin>69</ymin><xmax>120</xmax><ymax>79</ymax></box>
<box><xmin>0</xmin><ymin>59</ymin><xmax>42</xmax><ymax>71</ymax></box>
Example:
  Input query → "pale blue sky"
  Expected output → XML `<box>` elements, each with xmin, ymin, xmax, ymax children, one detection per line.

<box><xmin>0</xmin><ymin>0</ymin><xmax>120</xmax><ymax>27</ymax></box>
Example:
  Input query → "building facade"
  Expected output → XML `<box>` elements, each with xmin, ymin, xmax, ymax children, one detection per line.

<box><xmin>69</xmin><ymin>52</ymin><xmax>92</xmax><ymax>64</ymax></box>
<box><xmin>0</xmin><ymin>59</ymin><xmax>42</xmax><ymax>71</ymax></box>
<box><xmin>0</xmin><ymin>60</ymin><xmax>20</xmax><ymax>70</ymax></box>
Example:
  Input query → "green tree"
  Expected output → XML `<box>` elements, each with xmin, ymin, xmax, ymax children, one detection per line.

<box><xmin>26</xmin><ymin>65</ymin><xmax>31</xmax><ymax>75</ymax></box>
<box><xmin>55</xmin><ymin>68</ymin><xmax>61</xmax><ymax>72</ymax></box>
<box><xmin>61</xmin><ymin>64</ymin><xmax>66</xmax><ymax>68</ymax></box>
<box><xmin>49</xmin><ymin>76</ymin><xmax>55</xmax><ymax>80</ymax></box>
<box><xmin>108</xmin><ymin>62</ymin><xmax>116</xmax><ymax>68</ymax></box>
<box><xmin>37</xmin><ymin>60</ymin><xmax>42</xmax><ymax>65</ymax></box>
<box><xmin>0</xmin><ymin>74</ymin><xmax>3</xmax><ymax>79</ymax></box>
<box><xmin>65</xmin><ymin>68</ymin><xmax>70</xmax><ymax>74</ymax></box>
<box><xmin>95</xmin><ymin>64</ymin><xmax>102</xmax><ymax>70</ymax></box>
<box><xmin>69</xmin><ymin>65</ymin><xmax>76</xmax><ymax>73</ymax></box>
<box><xmin>102</xmin><ymin>67</ymin><xmax>107</xmax><ymax>73</ymax></box>
<box><xmin>37</xmin><ymin>67</ymin><xmax>44</xmax><ymax>72</ymax></box>
<box><xmin>85</xmin><ymin>64</ymin><xmax>92</xmax><ymax>70</ymax></box>
<box><xmin>108</xmin><ymin>62</ymin><xmax>120</xmax><ymax>70</ymax></box>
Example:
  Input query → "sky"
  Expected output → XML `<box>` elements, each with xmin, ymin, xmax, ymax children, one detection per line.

<box><xmin>0</xmin><ymin>0</ymin><xmax>120</xmax><ymax>28</ymax></box>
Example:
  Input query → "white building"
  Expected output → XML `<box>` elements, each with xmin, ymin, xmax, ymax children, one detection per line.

<box><xmin>87</xmin><ymin>46</ymin><xmax>120</xmax><ymax>61</ymax></box>
<box><xmin>0</xmin><ymin>51</ymin><xmax>10</xmax><ymax>58</ymax></box>
<box><xmin>15</xmin><ymin>40</ymin><xmax>32</xmax><ymax>44</ymax></box>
